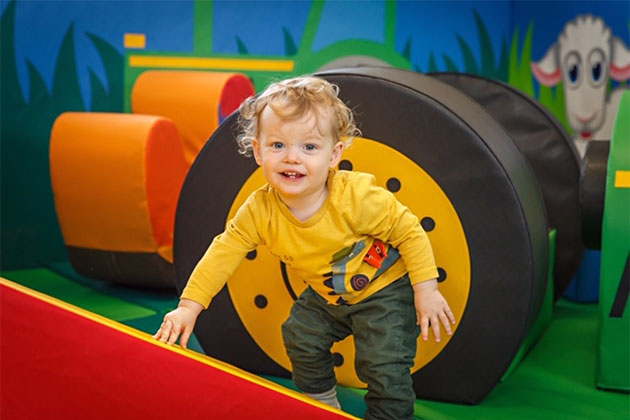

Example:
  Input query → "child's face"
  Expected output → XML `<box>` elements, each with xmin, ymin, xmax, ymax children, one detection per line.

<box><xmin>253</xmin><ymin>105</ymin><xmax>343</xmax><ymax>205</ymax></box>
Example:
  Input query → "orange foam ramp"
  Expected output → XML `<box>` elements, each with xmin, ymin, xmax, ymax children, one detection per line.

<box><xmin>0</xmin><ymin>279</ymin><xmax>357</xmax><ymax>420</ymax></box>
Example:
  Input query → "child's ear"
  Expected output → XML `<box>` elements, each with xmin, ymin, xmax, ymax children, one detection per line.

<box><xmin>329</xmin><ymin>141</ymin><xmax>344</xmax><ymax>168</ymax></box>
<box><xmin>253</xmin><ymin>139</ymin><xmax>262</xmax><ymax>165</ymax></box>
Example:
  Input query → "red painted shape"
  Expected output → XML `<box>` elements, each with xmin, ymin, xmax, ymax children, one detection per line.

<box><xmin>531</xmin><ymin>62</ymin><xmax>561</xmax><ymax>87</ymax></box>
<box><xmin>610</xmin><ymin>63</ymin><xmax>630</xmax><ymax>82</ymax></box>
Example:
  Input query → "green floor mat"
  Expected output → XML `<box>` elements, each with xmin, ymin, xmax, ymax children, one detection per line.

<box><xmin>2</xmin><ymin>268</ymin><xmax>156</xmax><ymax>322</ymax></box>
<box><xmin>413</xmin><ymin>299</ymin><xmax>629</xmax><ymax>420</ymax></box>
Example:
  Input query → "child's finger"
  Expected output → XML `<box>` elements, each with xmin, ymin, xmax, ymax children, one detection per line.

<box><xmin>167</xmin><ymin>323</ymin><xmax>181</xmax><ymax>345</ymax></box>
<box><xmin>159</xmin><ymin>320</ymin><xmax>172</xmax><ymax>343</ymax></box>
<box><xmin>420</xmin><ymin>316</ymin><xmax>430</xmax><ymax>341</ymax></box>
<box><xmin>438</xmin><ymin>312</ymin><xmax>452</xmax><ymax>336</ymax></box>
<box><xmin>153</xmin><ymin>320</ymin><xmax>167</xmax><ymax>339</ymax></box>
<box><xmin>431</xmin><ymin>316</ymin><xmax>441</xmax><ymax>342</ymax></box>
<box><xmin>180</xmin><ymin>326</ymin><xmax>192</xmax><ymax>349</ymax></box>
<box><xmin>445</xmin><ymin>305</ymin><xmax>456</xmax><ymax>324</ymax></box>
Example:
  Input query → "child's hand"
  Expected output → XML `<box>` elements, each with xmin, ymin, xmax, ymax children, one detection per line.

<box><xmin>153</xmin><ymin>299</ymin><xmax>203</xmax><ymax>349</ymax></box>
<box><xmin>413</xmin><ymin>279</ymin><xmax>456</xmax><ymax>342</ymax></box>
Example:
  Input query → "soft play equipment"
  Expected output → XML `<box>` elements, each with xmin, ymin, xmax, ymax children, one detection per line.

<box><xmin>595</xmin><ymin>91</ymin><xmax>629</xmax><ymax>391</ymax></box>
<box><xmin>565</xmin><ymin>142</ymin><xmax>611</xmax><ymax>303</ymax></box>
<box><xmin>174</xmin><ymin>67</ymin><xmax>549</xmax><ymax>404</ymax></box>
<box><xmin>0</xmin><ymin>278</ymin><xmax>356</xmax><ymax>419</ymax></box>
<box><xmin>429</xmin><ymin>73</ymin><xmax>582</xmax><ymax>300</ymax></box>
<box><xmin>131</xmin><ymin>71</ymin><xmax>255</xmax><ymax>164</ymax></box>
<box><xmin>50</xmin><ymin>71</ymin><xmax>254</xmax><ymax>288</ymax></box>
<box><xmin>50</xmin><ymin>113</ymin><xmax>188</xmax><ymax>288</ymax></box>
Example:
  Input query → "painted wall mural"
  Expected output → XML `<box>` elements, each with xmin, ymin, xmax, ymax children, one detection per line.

<box><xmin>1</xmin><ymin>0</ymin><xmax>628</xmax><ymax>269</ymax></box>
<box><xmin>532</xmin><ymin>14</ymin><xmax>630</xmax><ymax>156</ymax></box>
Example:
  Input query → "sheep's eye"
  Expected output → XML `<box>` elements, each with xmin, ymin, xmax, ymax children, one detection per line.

<box><xmin>564</xmin><ymin>51</ymin><xmax>582</xmax><ymax>87</ymax></box>
<box><xmin>592</xmin><ymin>62</ymin><xmax>602</xmax><ymax>82</ymax></box>
<box><xmin>569</xmin><ymin>64</ymin><xmax>579</xmax><ymax>83</ymax></box>
<box><xmin>587</xmin><ymin>48</ymin><xmax>606</xmax><ymax>87</ymax></box>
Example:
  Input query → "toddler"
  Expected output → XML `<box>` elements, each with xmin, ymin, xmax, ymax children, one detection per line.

<box><xmin>154</xmin><ymin>75</ymin><xmax>455</xmax><ymax>420</ymax></box>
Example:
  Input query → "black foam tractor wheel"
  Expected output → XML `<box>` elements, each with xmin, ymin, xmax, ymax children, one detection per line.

<box><xmin>429</xmin><ymin>72</ymin><xmax>582</xmax><ymax>300</ymax></box>
<box><xmin>174</xmin><ymin>67</ymin><xmax>548</xmax><ymax>404</ymax></box>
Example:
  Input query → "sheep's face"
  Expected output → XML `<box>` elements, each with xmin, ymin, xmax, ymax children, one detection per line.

<box><xmin>560</xmin><ymin>16</ymin><xmax>611</xmax><ymax>139</ymax></box>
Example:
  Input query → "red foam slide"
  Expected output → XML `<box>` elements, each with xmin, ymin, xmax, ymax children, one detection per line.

<box><xmin>0</xmin><ymin>279</ymin><xmax>356</xmax><ymax>420</ymax></box>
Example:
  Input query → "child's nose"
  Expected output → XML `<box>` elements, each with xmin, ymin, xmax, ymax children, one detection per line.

<box><xmin>284</xmin><ymin>145</ymin><xmax>300</xmax><ymax>163</ymax></box>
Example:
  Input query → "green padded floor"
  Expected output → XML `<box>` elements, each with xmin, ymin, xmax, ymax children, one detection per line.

<box><xmin>2</xmin><ymin>267</ymin><xmax>628</xmax><ymax>419</ymax></box>
<box><xmin>411</xmin><ymin>299</ymin><xmax>629</xmax><ymax>420</ymax></box>
<box><xmin>1</xmin><ymin>268</ymin><xmax>155</xmax><ymax>321</ymax></box>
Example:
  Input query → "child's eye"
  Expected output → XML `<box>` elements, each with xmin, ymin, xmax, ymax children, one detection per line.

<box><xmin>304</xmin><ymin>144</ymin><xmax>317</xmax><ymax>151</ymax></box>
<box><xmin>271</xmin><ymin>142</ymin><xmax>284</xmax><ymax>149</ymax></box>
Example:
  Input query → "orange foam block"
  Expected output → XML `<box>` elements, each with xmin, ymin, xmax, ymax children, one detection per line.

<box><xmin>0</xmin><ymin>279</ymin><xmax>357</xmax><ymax>419</ymax></box>
<box><xmin>132</xmin><ymin>71</ymin><xmax>255</xmax><ymax>164</ymax></box>
<box><xmin>50</xmin><ymin>113</ymin><xmax>188</xmax><ymax>287</ymax></box>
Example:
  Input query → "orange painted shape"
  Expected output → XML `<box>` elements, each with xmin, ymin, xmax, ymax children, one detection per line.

<box><xmin>50</xmin><ymin>113</ymin><xmax>187</xmax><ymax>258</ymax></box>
<box><xmin>131</xmin><ymin>71</ymin><xmax>255</xmax><ymax>164</ymax></box>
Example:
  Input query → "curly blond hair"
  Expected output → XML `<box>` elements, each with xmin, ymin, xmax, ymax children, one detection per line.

<box><xmin>236</xmin><ymin>76</ymin><xmax>360</xmax><ymax>156</ymax></box>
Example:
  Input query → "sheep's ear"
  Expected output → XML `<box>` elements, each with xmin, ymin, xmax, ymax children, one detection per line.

<box><xmin>531</xmin><ymin>43</ymin><xmax>561</xmax><ymax>86</ymax></box>
<box><xmin>610</xmin><ymin>36</ymin><xmax>630</xmax><ymax>81</ymax></box>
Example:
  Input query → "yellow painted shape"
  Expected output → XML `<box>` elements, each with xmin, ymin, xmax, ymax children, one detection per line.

<box><xmin>614</xmin><ymin>170</ymin><xmax>630</xmax><ymax>188</ymax></box>
<box><xmin>226</xmin><ymin>138</ymin><xmax>470</xmax><ymax>388</ymax></box>
<box><xmin>0</xmin><ymin>278</ymin><xmax>358</xmax><ymax>419</ymax></box>
<box><xmin>124</xmin><ymin>33</ymin><xmax>146</xmax><ymax>49</ymax></box>
<box><xmin>129</xmin><ymin>55</ymin><xmax>294</xmax><ymax>72</ymax></box>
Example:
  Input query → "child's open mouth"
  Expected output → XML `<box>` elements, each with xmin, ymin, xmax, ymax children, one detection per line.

<box><xmin>281</xmin><ymin>172</ymin><xmax>304</xmax><ymax>179</ymax></box>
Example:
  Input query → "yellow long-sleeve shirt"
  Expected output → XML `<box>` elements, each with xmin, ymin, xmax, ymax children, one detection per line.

<box><xmin>181</xmin><ymin>170</ymin><xmax>438</xmax><ymax>307</ymax></box>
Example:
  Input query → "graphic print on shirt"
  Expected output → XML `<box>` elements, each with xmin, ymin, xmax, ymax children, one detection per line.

<box><xmin>323</xmin><ymin>239</ymin><xmax>402</xmax><ymax>304</ymax></box>
<box><xmin>323</xmin><ymin>240</ymin><xmax>367</xmax><ymax>304</ymax></box>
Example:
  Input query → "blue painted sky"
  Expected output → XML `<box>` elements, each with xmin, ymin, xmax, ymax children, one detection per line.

<box><xmin>213</xmin><ymin>0</ymin><xmax>311</xmax><ymax>55</ymax></box>
<box><xmin>2</xmin><ymin>0</ymin><xmax>628</xmax><ymax>108</ymax></box>
<box><xmin>2</xmin><ymin>0</ymin><xmax>194</xmax><ymax>107</ymax></box>
<box><xmin>213</xmin><ymin>1</ymin><xmax>389</xmax><ymax>55</ymax></box>
<box><xmin>397</xmin><ymin>1</ymin><xmax>510</xmax><ymax>71</ymax></box>
<box><xmin>512</xmin><ymin>0</ymin><xmax>630</xmax><ymax>62</ymax></box>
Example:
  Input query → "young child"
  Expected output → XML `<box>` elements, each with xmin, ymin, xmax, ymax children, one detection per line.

<box><xmin>154</xmin><ymin>76</ymin><xmax>455</xmax><ymax>420</ymax></box>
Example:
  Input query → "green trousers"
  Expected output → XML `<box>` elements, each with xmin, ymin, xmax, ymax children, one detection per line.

<box><xmin>282</xmin><ymin>276</ymin><xmax>419</xmax><ymax>420</ymax></box>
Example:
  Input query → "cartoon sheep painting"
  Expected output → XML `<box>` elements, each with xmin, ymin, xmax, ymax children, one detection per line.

<box><xmin>532</xmin><ymin>15</ymin><xmax>630</xmax><ymax>157</ymax></box>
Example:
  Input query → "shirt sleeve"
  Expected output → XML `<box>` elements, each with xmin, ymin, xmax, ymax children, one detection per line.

<box><xmin>348</xmin><ymin>173</ymin><xmax>438</xmax><ymax>285</ymax></box>
<box><xmin>180</xmin><ymin>191</ymin><xmax>265</xmax><ymax>308</ymax></box>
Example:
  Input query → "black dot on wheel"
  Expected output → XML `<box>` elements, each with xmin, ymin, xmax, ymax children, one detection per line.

<box><xmin>437</xmin><ymin>268</ymin><xmax>447</xmax><ymax>283</ymax></box>
<box><xmin>386</xmin><ymin>177</ymin><xmax>401</xmax><ymax>192</ymax></box>
<box><xmin>254</xmin><ymin>294</ymin><xmax>268</xmax><ymax>308</ymax></box>
<box><xmin>421</xmin><ymin>217</ymin><xmax>435</xmax><ymax>232</ymax></box>
<box><xmin>339</xmin><ymin>160</ymin><xmax>353</xmax><ymax>171</ymax></box>
<box><xmin>246</xmin><ymin>250</ymin><xmax>257</xmax><ymax>260</ymax></box>
<box><xmin>333</xmin><ymin>352</ymin><xmax>344</xmax><ymax>367</ymax></box>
